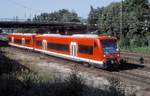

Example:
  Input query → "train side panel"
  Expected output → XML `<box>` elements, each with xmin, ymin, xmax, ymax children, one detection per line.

<box><xmin>92</xmin><ymin>39</ymin><xmax>104</xmax><ymax>63</ymax></box>
<box><xmin>9</xmin><ymin>34</ymin><xmax>22</xmax><ymax>46</ymax></box>
<box><xmin>46</xmin><ymin>36</ymin><xmax>71</xmax><ymax>55</ymax></box>
<box><xmin>23</xmin><ymin>35</ymin><xmax>34</xmax><ymax>48</ymax></box>
<box><xmin>72</xmin><ymin>37</ymin><xmax>105</xmax><ymax>66</ymax></box>
<box><xmin>8</xmin><ymin>34</ymin><xmax>35</xmax><ymax>49</ymax></box>
<box><xmin>74</xmin><ymin>37</ymin><xmax>94</xmax><ymax>60</ymax></box>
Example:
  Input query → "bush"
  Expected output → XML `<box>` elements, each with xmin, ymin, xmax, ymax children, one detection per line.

<box><xmin>64</xmin><ymin>69</ymin><xmax>85</xmax><ymax>96</ymax></box>
<box><xmin>107</xmin><ymin>77</ymin><xmax>126</xmax><ymax>96</ymax></box>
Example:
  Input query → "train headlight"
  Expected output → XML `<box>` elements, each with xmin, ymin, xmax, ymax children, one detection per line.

<box><xmin>116</xmin><ymin>48</ymin><xmax>119</xmax><ymax>51</ymax></box>
<box><xmin>117</xmin><ymin>54</ymin><xmax>120</xmax><ymax>57</ymax></box>
<box><xmin>104</xmin><ymin>55</ymin><xmax>106</xmax><ymax>57</ymax></box>
<box><xmin>111</xmin><ymin>60</ymin><xmax>114</xmax><ymax>64</ymax></box>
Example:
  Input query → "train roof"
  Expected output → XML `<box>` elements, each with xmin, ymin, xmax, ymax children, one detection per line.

<box><xmin>98</xmin><ymin>36</ymin><xmax>117</xmax><ymax>40</ymax></box>
<box><xmin>9</xmin><ymin>33</ymin><xmax>36</xmax><ymax>35</ymax></box>
<box><xmin>72</xmin><ymin>34</ymin><xmax>98</xmax><ymax>38</ymax></box>
<box><xmin>9</xmin><ymin>33</ymin><xmax>117</xmax><ymax>40</ymax></box>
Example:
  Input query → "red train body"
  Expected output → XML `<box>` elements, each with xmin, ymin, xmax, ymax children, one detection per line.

<box><xmin>8</xmin><ymin>33</ymin><xmax>120</xmax><ymax>69</ymax></box>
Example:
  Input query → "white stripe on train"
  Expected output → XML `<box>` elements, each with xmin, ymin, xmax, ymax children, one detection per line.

<box><xmin>9</xmin><ymin>43</ymin><xmax>103</xmax><ymax>65</ymax></box>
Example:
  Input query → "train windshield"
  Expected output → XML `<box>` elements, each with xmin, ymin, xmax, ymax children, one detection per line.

<box><xmin>101</xmin><ymin>40</ymin><xmax>118</xmax><ymax>54</ymax></box>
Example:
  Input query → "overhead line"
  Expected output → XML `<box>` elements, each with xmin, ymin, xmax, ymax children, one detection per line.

<box><xmin>5</xmin><ymin>0</ymin><xmax>44</xmax><ymax>12</ymax></box>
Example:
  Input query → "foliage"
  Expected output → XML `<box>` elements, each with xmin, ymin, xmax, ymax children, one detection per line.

<box><xmin>33</xmin><ymin>9</ymin><xmax>80</xmax><ymax>23</ymax></box>
<box><xmin>107</xmin><ymin>77</ymin><xmax>126</xmax><ymax>96</ymax></box>
<box><xmin>88</xmin><ymin>0</ymin><xmax>150</xmax><ymax>48</ymax></box>
<box><xmin>64</xmin><ymin>68</ymin><xmax>85</xmax><ymax>96</ymax></box>
<box><xmin>121</xmin><ymin>47</ymin><xmax>150</xmax><ymax>54</ymax></box>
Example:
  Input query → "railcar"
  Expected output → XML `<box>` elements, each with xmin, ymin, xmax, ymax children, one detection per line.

<box><xmin>8</xmin><ymin>33</ymin><xmax>120</xmax><ymax>69</ymax></box>
<box><xmin>0</xmin><ymin>33</ymin><xmax>9</xmax><ymax>46</ymax></box>
<box><xmin>8</xmin><ymin>33</ymin><xmax>35</xmax><ymax>49</ymax></box>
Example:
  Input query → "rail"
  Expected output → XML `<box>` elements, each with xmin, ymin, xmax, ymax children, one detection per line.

<box><xmin>121</xmin><ymin>52</ymin><xmax>150</xmax><ymax>64</ymax></box>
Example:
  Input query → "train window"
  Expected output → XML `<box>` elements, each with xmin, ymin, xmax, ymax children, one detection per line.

<box><xmin>79</xmin><ymin>45</ymin><xmax>93</xmax><ymax>55</ymax></box>
<box><xmin>9</xmin><ymin>38</ymin><xmax>11</xmax><ymax>42</ymax></box>
<box><xmin>94</xmin><ymin>42</ymin><xmax>97</xmax><ymax>48</ymax></box>
<box><xmin>47</xmin><ymin>43</ymin><xmax>69</xmax><ymax>52</ymax></box>
<box><xmin>36</xmin><ymin>41</ymin><xmax>42</xmax><ymax>46</ymax></box>
<box><xmin>14</xmin><ymin>39</ymin><xmax>22</xmax><ymax>44</ymax></box>
<box><xmin>101</xmin><ymin>40</ymin><xmax>117</xmax><ymax>54</ymax></box>
<box><xmin>25</xmin><ymin>40</ymin><xmax>30</xmax><ymax>44</ymax></box>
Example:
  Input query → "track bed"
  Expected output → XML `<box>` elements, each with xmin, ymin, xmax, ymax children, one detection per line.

<box><xmin>2</xmin><ymin>46</ymin><xmax>150</xmax><ymax>94</ymax></box>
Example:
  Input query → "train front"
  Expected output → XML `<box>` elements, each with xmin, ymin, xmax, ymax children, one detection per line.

<box><xmin>100</xmin><ymin>36</ymin><xmax>120</xmax><ymax>69</ymax></box>
<box><xmin>0</xmin><ymin>33</ymin><xmax>9</xmax><ymax>46</ymax></box>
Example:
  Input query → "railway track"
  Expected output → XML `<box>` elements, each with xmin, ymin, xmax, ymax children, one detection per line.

<box><xmin>121</xmin><ymin>51</ymin><xmax>150</xmax><ymax>58</ymax></box>
<box><xmin>112</xmin><ymin>71</ymin><xmax>150</xmax><ymax>87</ymax></box>
<box><xmin>121</xmin><ymin>52</ymin><xmax>150</xmax><ymax>64</ymax></box>
<box><xmin>3</xmin><ymin>46</ymin><xmax>150</xmax><ymax>88</ymax></box>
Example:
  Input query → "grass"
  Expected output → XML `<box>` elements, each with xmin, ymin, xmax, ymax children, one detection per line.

<box><xmin>121</xmin><ymin>47</ymin><xmax>150</xmax><ymax>54</ymax></box>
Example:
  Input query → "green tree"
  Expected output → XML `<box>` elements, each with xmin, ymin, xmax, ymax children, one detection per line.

<box><xmin>33</xmin><ymin>9</ymin><xmax>80</xmax><ymax>23</ymax></box>
<box><xmin>88</xmin><ymin>0</ymin><xmax>150</xmax><ymax>48</ymax></box>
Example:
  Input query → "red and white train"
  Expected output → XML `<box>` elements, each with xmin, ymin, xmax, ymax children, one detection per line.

<box><xmin>8</xmin><ymin>33</ymin><xmax>120</xmax><ymax>69</ymax></box>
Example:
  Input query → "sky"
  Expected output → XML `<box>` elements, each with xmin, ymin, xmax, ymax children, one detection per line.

<box><xmin>0</xmin><ymin>0</ymin><xmax>124</xmax><ymax>19</ymax></box>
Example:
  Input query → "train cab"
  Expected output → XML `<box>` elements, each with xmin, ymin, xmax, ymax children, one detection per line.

<box><xmin>71</xmin><ymin>35</ymin><xmax>120</xmax><ymax>69</ymax></box>
<box><xmin>98</xmin><ymin>36</ymin><xmax>120</xmax><ymax>68</ymax></box>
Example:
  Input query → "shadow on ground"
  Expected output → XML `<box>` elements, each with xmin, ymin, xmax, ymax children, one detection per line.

<box><xmin>112</xmin><ymin>62</ymin><xmax>145</xmax><ymax>72</ymax></box>
<box><xmin>0</xmin><ymin>47</ymin><xmax>30</xmax><ymax>75</ymax></box>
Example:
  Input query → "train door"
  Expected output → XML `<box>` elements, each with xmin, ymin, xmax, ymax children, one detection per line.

<box><xmin>70</xmin><ymin>42</ymin><xmax>78</xmax><ymax>57</ymax></box>
<box><xmin>32</xmin><ymin>35</ymin><xmax>35</xmax><ymax>49</ymax></box>
<box><xmin>22</xmin><ymin>38</ymin><xmax>25</xmax><ymax>46</ymax></box>
<box><xmin>42</xmin><ymin>40</ymin><xmax>47</xmax><ymax>50</ymax></box>
<box><xmin>12</xmin><ymin>37</ymin><xmax>14</xmax><ymax>43</ymax></box>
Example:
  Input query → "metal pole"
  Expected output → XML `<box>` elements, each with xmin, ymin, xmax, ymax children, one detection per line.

<box><xmin>120</xmin><ymin>0</ymin><xmax>123</xmax><ymax>39</ymax></box>
<box><xmin>120</xmin><ymin>0</ymin><xmax>124</xmax><ymax>46</ymax></box>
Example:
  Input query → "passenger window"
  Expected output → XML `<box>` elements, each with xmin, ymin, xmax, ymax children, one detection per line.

<box><xmin>9</xmin><ymin>38</ymin><xmax>11</xmax><ymax>42</ymax></box>
<box><xmin>47</xmin><ymin>43</ymin><xmax>69</xmax><ymax>52</ymax></box>
<box><xmin>25</xmin><ymin>40</ymin><xmax>30</xmax><ymax>44</ymax></box>
<box><xmin>14</xmin><ymin>39</ymin><xmax>22</xmax><ymax>44</ymax></box>
<box><xmin>36</xmin><ymin>41</ymin><xmax>42</xmax><ymax>46</ymax></box>
<box><xmin>94</xmin><ymin>42</ymin><xmax>97</xmax><ymax>48</ymax></box>
<box><xmin>79</xmin><ymin>45</ymin><xmax>93</xmax><ymax>55</ymax></box>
